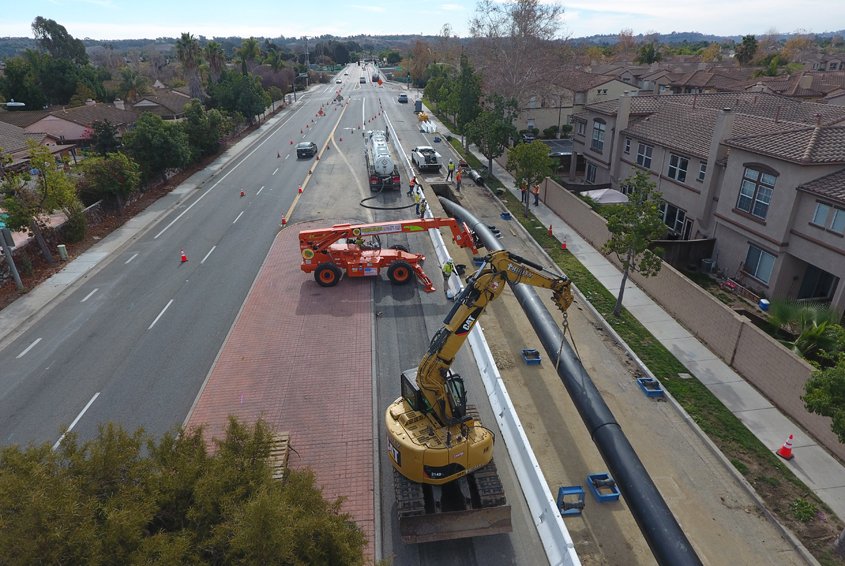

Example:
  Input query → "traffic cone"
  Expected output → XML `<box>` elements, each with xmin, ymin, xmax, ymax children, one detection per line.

<box><xmin>280</xmin><ymin>216</ymin><xmax>287</xmax><ymax>227</ymax></box>
<box><xmin>339</xmin><ymin>137</ymin><xmax>343</xmax><ymax>142</ymax></box>
<box><xmin>300</xmin><ymin>129</ymin><xmax>303</xmax><ymax>134</ymax></box>
<box><xmin>290</xmin><ymin>139</ymin><xmax>293</xmax><ymax>145</ymax></box>
<box><xmin>298</xmin><ymin>185</ymin><xmax>303</xmax><ymax>193</ymax></box>
<box><xmin>561</xmin><ymin>239</ymin><xmax>567</xmax><ymax>250</ymax></box>
<box><xmin>776</xmin><ymin>434</ymin><xmax>795</xmax><ymax>460</ymax></box>
<box><xmin>240</xmin><ymin>189</ymin><xmax>245</xmax><ymax>198</ymax></box>
<box><xmin>548</xmin><ymin>224</ymin><xmax>553</xmax><ymax>237</ymax></box>
<box><xmin>180</xmin><ymin>249</ymin><xmax>188</xmax><ymax>263</ymax></box>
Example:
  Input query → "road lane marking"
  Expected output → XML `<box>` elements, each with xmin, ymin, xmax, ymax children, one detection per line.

<box><xmin>273</xmin><ymin>167</ymin><xmax>279</xmax><ymax>175</ymax></box>
<box><xmin>16</xmin><ymin>337</ymin><xmax>42</xmax><ymax>359</ymax></box>
<box><xmin>233</xmin><ymin>211</ymin><xmax>244</xmax><ymax>224</ymax></box>
<box><xmin>148</xmin><ymin>299</ymin><xmax>174</xmax><ymax>330</ymax></box>
<box><xmin>81</xmin><ymin>288</ymin><xmax>99</xmax><ymax>303</ymax></box>
<box><xmin>201</xmin><ymin>246</ymin><xmax>216</xmax><ymax>264</ymax></box>
<box><xmin>257</xmin><ymin>185</ymin><xmax>264</xmax><ymax>195</ymax></box>
<box><xmin>285</xmin><ymin>154</ymin><xmax>289</xmax><ymax>160</ymax></box>
<box><xmin>125</xmin><ymin>253</ymin><xmax>138</xmax><ymax>264</ymax></box>
<box><xmin>52</xmin><ymin>392</ymin><xmax>100</xmax><ymax>450</ymax></box>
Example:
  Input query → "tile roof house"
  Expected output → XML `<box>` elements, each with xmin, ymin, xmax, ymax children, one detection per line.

<box><xmin>0</xmin><ymin>101</ymin><xmax>138</xmax><ymax>145</ymax></box>
<box><xmin>0</xmin><ymin>121</ymin><xmax>75</xmax><ymax>173</ymax></box>
<box><xmin>569</xmin><ymin>91</ymin><xmax>845</xmax><ymax>315</ymax></box>
<box><xmin>744</xmin><ymin>71</ymin><xmax>845</xmax><ymax>100</ymax></box>
<box><xmin>132</xmin><ymin>89</ymin><xmax>192</xmax><ymax>119</ymax></box>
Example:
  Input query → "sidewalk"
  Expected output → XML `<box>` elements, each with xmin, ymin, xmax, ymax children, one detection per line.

<box><xmin>466</xmin><ymin>146</ymin><xmax>845</xmax><ymax>522</ymax></box>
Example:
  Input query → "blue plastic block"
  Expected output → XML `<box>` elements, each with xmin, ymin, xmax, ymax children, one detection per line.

<box><xmin>521</xmin><ymin>348</ymin><xmax>541</xmax><ymax>365</ymax></box>
<box><xmin>636</xmin><ymin>376</ymin><xmax>665</xmax><ymax>399</ymax></box>
<box><xmin>587</xmin><ymin>473</ymin><xmax>620</xmax><ymax>502</ymax></box>
<box><xmin>500</xmin><ymin>211</ymin><xmax>512</xmax><ymax>220</ymax></box>
<box><xmin>556</xmin><ymin>485</ymin><xmax>585</xmax><ymax>516</ymax></box>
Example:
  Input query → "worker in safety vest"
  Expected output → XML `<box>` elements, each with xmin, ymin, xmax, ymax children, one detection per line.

<box><xmin>442</xmin><ymin>260</ymin><xmax>455</xmax><ymax>280</ymax></box>
<box><xmin>531</xmin><ymin>184</ymin><xmax>540</xmax><ymax>206</ymax></box>
<box><xmin>414</xmin><ymin>190</ymin><xmax>422</xmax><ymax>214</ymax></box>
<box><xmin>407</xmin><ymin>176</ymin><xmax>417</xmax><ymax>197</ymax></box>
<box><xmin>418</xmin><ymin>199</ymin><xmax>428</xmax><ymax>218</ymax></box>
<box><xmin>455</xmin><ymin>169</ymin><xmax>463</xmax><ymax>191</ymax></box>
<box><xmin>446</xmin><ymin>160</ymin><xmax>455</xmax><ymax>181</ymax></box>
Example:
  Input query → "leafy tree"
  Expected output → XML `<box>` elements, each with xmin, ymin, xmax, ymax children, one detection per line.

<box><xmin>600</xmin><ymin>170</ymin><xmax>665</xmax><ymax>316</ymax></box>
<box><xmin>181</xmin><ymin>99</ymin><xmax>227</xmax><ymax>161</ymax></box>
<box><xmin>0</xmin><ymin>142</ymin><xmax>80</xmax><ymax>265</ymax></box>
<box><xmin>176</xmin><ymin>32</ymin><xmax>203</xmax><ymax>100</ymax></box>
<box><xmin>636</xmin><ymin>42</ymin><xmax>662</xmax><ymax>64</ymax></box>
<box><xmin>77</xmin><ymin>152</ymin><xmax>141</xmax><ymax>212</ymax></box>
<box><xmin>456</xmin><ymin>54</ymin><xmax>482</xmax><ymax>141</ymax></box>
<box><xmin>31</xmin><ymin>16</ymin><xmax>88</xmax><ymax>64</ymax></box>
<box><xmin>237</xmin><ymin>37</ymin><xmax>262</xmax><ymax>75</ymax></box>
<box><xmin>466</xmin><ymin>94</ymin><xmax>517</xmax><ymax>175</ymax></box>
<box><xmin>123</xmin><ymin>112</ymin><xmax>191</xmax><ymax>184</ymax></box>
<box><xmin>505</xmin><ymin>140</ymin><xmax>554</xmax><ymax>213</ymax></box>
<box><xmin>209</xmin><ymin>70</ymin><xmax>270</xmax><ymax>125</ymax></box>
<box><xmin>735</xmin><ymin>34</ymin><xmax>758</xmax><ymax>66</ymax></box>
<box><xmin>90</xmin><ymin>119</ymin><xmax>121</xmax><ymax>156</ymax></box>
<box><xmin>0</xmin><ymin>55</ymin><xmax>48</xmax><ymax>110</ymax></box>
<box><xmin>385</xmin><ymin>51</ymin><xmax>402</xmax><ymax>65</ymax></box>
<box><xmin>804</xmin><ymin>360</ymin><xmax>845</xmax><ymax>443</ymax></box>
<box><xmin>0</xmin><ymin>418</ymin><xmax>366</xmax><ymax>564</ymax></box>
<box><xmin>699</xmin><ymin>42</ymin><xmax>723</xmax><ymax>62</ymax></box>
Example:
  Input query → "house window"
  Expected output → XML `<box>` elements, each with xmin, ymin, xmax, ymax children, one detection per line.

<box><xmin>667</xmin><ymin>154</ymin><xmax>689</xmax><ymax>183</ymax></box>
<box><xmin>659</xmin><ymin>202</ymin><xmax>687</xmax><ymax>235</ymax></box>
<box><xmin>586</xmin><ymin>162</ymin><xmax>597</xmax><ymax>183</ymax></box>
<box><xmin>831</xmin><ymin>209</ymin><xmax>845</xmax><ymax>234</ymax></box>
<box><xmin>619</xmin><ymin>183</ymin><xmax>633</xmax><ymax>196</ymax></box>
<box><xmin>736</xmin><ymin>166</ymin><xmax>776</xmax><ymax>219</ymax></box>
<box><xmin>624</xmin><ymin>138</ymin><xmax>631</xmax><ymax>154</ymax></box>
<box><xmin>812</xmin><ymin>202</ymin><xmax>830</xmax><ymax>227</ymax></box>
<box><xmin>744</xmin><ymin>244</ymin><xmax>775</xmax><ymax>284</ymax></box>
<box><xmin>636</xmin><ymin>143</ymin><xmax>653</xmax><ymax>169</ymax></box>
<box><xmin>697</xmin><ymin>161</ymin><xmax>707</xmax><ymax>182</ymax></box>
<box><xmin>591</xmin><ymin>120</ymin><xmax>606</xmax><ymax>152</ymax></box>
<box><xmin>575</xmin><ymin>120</ymin><xmax>585</xmax><ymax>136</ymax></box>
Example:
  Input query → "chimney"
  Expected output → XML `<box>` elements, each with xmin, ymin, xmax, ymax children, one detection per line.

<box><xmin>699</xmin><ymin>107</ymin><xmax>735</xmax><ymax>232</ymax></box>
<box><xmin>799</xmin><ymin>74</ymin><xmax>813</xmax><ymax>90</ymax></box>
<box><xmin>114</xmin><ymin>98</ymin><xmax>125</xmax><ymax>110</ymax></box>
<box><xmin>816</xmin><ymin>113</ymin><xmax>822</xmax><ymax>126</ymax></box>
<box><xmin>775</xmin><ymin>106</ymin><xmax>781</xmax><ymax>123</ymax></box>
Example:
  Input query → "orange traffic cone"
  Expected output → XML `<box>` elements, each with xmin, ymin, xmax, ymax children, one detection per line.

<box><xmin>280</xmin><ymin>216</ymin><xmax>287</xmax><ymax>227</ymax></box>
<box><xmin>776</xmin><ymin>434</ymin><xmax>795</xmax><ymax>460</ymax></box>
<box><xmin>290</xmin><ymin>139</ymin><xmax>293</xmax><ymax>145</ymax></box>
<box><xmin>240</xmin><ymin>189</ymin><xmax>245</xmax><ymax>198</ymax></box>
<box><xmin>561</xmin><ymin>239</ymin><xmax>567</xmax><ymax>250</ymax></box>
<box><xmin>180</xmin><ymin>249</ymin><xmax>188</xmax><ymax>263</ymax></box>
<box><xmin>298</xmin><ymin>185</ymin><xmax>303</xmax><ymax>193</ymax></box>
<box><xmin>548</xmin><ymin>224</ymin><xmax>553</xmax><ymax>237</ymax></box>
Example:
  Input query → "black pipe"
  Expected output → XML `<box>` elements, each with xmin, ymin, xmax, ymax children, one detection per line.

<box><xmin>440</xmin><ymin>197</ymin><xmax>702</xmax><ymax>566</ymax></box>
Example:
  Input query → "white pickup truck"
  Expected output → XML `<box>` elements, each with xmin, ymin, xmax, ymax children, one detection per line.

<box><xmin>410</xmin><ymin>146</ymin><xmax>442</xmax><ymax>172</ymax></box>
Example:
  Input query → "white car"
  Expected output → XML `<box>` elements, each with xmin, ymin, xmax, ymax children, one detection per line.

<box><xmin>335</xmin><ymin>78</ymin><xmax>342</xmax><ymax>84</ymax></box>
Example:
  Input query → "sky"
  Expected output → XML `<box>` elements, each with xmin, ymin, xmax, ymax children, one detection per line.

<box><xmin>2</xmin><ymin>0</ymin><xmax>844</xmax><ymax>41</ymax></box>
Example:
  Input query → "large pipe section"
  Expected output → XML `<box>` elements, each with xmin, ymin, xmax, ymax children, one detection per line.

<box><xmin>440</xmin><ymin>197</ymin><xmax>702</xmax><ymax>566</ymax></box>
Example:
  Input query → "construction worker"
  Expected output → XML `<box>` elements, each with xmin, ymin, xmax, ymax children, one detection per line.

<box><xmin>442</xmin><ymin>259</ymin><xmax>455</xmax><ymax>280</ymax></box>
<box><xmin>418</xmin><ymin>199</ymin><xmax>428</xmax><ymax>218</ymax></box>
<box><xmin>414</xmin><ymin>190</ymin><xmax>422</xmax><ymax>215</ymax></box>
<box><xmin>455</xmin><ymin>169</ymin><xmax>462</xmax><ymax>192</ymax></box>
<box><xmin>446</xmin><ymin>159</ymin><xmax>455</xmax><ymax>181</ymax></box>
<box><xmin>531</xmin><ymin>184</ymin><xmax>540</xmax><ymax>206</ymax></box>
<box><xmin>407</xmin><ymin>175</ymin><xmax>417</xmax><ymax>197</ymax></box>
<box><xmin>520</xmin><ymin>181</ymin><xmax>529</xmax><ymax>204</ymax></box>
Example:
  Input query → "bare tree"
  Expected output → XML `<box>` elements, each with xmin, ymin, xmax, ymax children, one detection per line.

<box><xmin>468</xmin><ymin>0</ymin><xmax>564</xmax><ymax>106</ymax></box>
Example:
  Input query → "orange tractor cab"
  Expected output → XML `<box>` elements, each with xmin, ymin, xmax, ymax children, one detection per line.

<box><xmin>299</xmin><ymin>218</ymin><xmax>479</xmax><ymax>292</ymax></box>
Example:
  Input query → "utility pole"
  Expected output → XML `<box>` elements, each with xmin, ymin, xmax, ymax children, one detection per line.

<box><xmin>304</xmin><ymin>37</ymin><xmax>310</xmax><ymax>89</ymax></box>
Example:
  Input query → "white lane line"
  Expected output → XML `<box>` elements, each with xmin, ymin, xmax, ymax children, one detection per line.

<box><xmin>201</xmin><ymin>246</ymin><xmax>216</xmax><ymax>264</ymax></box>
<box><xmin>52</xmin><ymin>392</ymin><xmax>100</xmax><ymax>451</ymax></box>
<box><xmin>81</xmin><ymin>288</ymin><xmax>99</xmax><ymax>303</ymax></box>
<box><xmin>273</xmin><ymin>167</ymin><xmax>279</xmax><ymax>175</ymax></box>
<box><xmin>16</xmin><ymin>337</ymin><xmax>42</xmax><ymax>359</ymax></box>
<box><xmin>285</xmin><ymin>154</ymin><xmax>289</xmax><ymax>160</ymax></box>
<box><xmin>257</xmin><ymin>185</ymin><xmax>265</xmax><ymax>195</ymax></box>
<box><xmin>148</xmin><ymin>299</ymin><xmax>174</xmax><ymax>330</ymax></box>
<box><xmin>233</xmin><ymin>211</ymin><xmax>244</xmax><ymax>224</ymax></box>
<box><xmin>125</xmin><ymin>253</ymin><xmax>139</xmax><ymax>264</ymax></box>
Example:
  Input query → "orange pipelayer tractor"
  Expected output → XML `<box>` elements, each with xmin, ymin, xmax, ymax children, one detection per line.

<box><xmin>299</xmin><ymin>218</ymin><xmax>479</xmax><ymax>292</ymax></box>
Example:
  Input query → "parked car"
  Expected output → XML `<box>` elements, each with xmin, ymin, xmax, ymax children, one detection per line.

<box><xmin>359</xmin><ymin>76</ymin><xmax>366</xmax><ymax>84</ymax></box>
<box><xmin>335</xmin><ymin>78</ymin><xmax>342</xmax><ymax>84</ymax></box>
<box><xmin>398</xmin><ymin>93</ymin><xmax>409</xmax><ymax>103</ymax></box>
<box><xmin>296</xmin><ymin>142</ymin><xmax>318</xmax><ymax>159</ymax></box>
<box><xmin>521</xmin><ymin>132</ymin><xmax>536</xmax><ymax>143</ymax></box>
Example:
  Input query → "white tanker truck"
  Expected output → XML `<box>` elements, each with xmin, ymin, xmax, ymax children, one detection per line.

<box><xmin>364</xmin><ymin>130</ymin><xmax>401</xmax><ymax>191</ymax></box>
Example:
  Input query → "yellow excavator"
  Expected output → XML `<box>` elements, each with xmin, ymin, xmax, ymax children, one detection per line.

<box><xmin>385</xmin><ymin>249</ymin><xmax>573</xmax><ymax>543</ymax></box>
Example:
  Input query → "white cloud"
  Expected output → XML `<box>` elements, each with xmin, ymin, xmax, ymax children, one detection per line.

<box><xmin>439</xmin><ymin>3</ymin><xmax>464</xmax><ymax>11</ymax></box>
<box><xmin>350</xmin><ymin>4</ymin><xmax>386</xmax><ymax>13</ymax></box>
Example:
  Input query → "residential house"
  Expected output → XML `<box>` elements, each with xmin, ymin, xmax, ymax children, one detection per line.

<box><xmin>132</xmin><ymin>88</ymin><xmax>192</xmax><ymax>119</ymax></box>
<box><xmin>518</xmin><ymin>68</ymin><xmax>637</xmax><ymax>136</ymax></box>
<box><xmin>570</xmin><ymin>91</ymin><xmax>845</xmax><ymax>315</ymax></box>
<box><xmin>744</xmin><ymin>71</ymin><xmax>845</xmax><ymax>101</ymax></box>
<box><xmin>0</xmin><ymin>119</ymin><xmax>75</xmax><ymax>173</ymax></box>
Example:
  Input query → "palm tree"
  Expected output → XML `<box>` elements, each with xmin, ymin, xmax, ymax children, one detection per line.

<box><xmin>176</xmin><ymin>32</ymin><xmax>203</xmax><ymax>99</ymax></box>
<box><xmin>119</xmin><ymin>67</ymin><xmax>147</xmax><ymax>103</ymax></box>
<box><xmin>204</xmin><ymin>41</ymin><xmax>226</xmax><ymax>85</ymax></box>
<box><xmin>237</xmin><ymin>37</ymin><xmax>261</xmax><ymax>75</ymax></box>
<box><xmin>265</xmin><ymin>49</ymin><xmax>284</xmax><ymax>73</ymax></box>
<box><xmin>767</xmin><ymin>300</ymin><xmax>839</xmax><ymax>358</ymax></box>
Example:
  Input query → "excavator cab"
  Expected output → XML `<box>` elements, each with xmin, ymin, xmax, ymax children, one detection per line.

<box><xmin>401</xmin><ymin>368</ymin><xmax>468</xmax><ymax>426</ymax></box>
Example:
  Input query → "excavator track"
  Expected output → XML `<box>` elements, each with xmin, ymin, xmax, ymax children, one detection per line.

<box><xmin>394</xmin><ymin>406</ymin><xmax>511</xmax><ymax>543</ymax></box>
